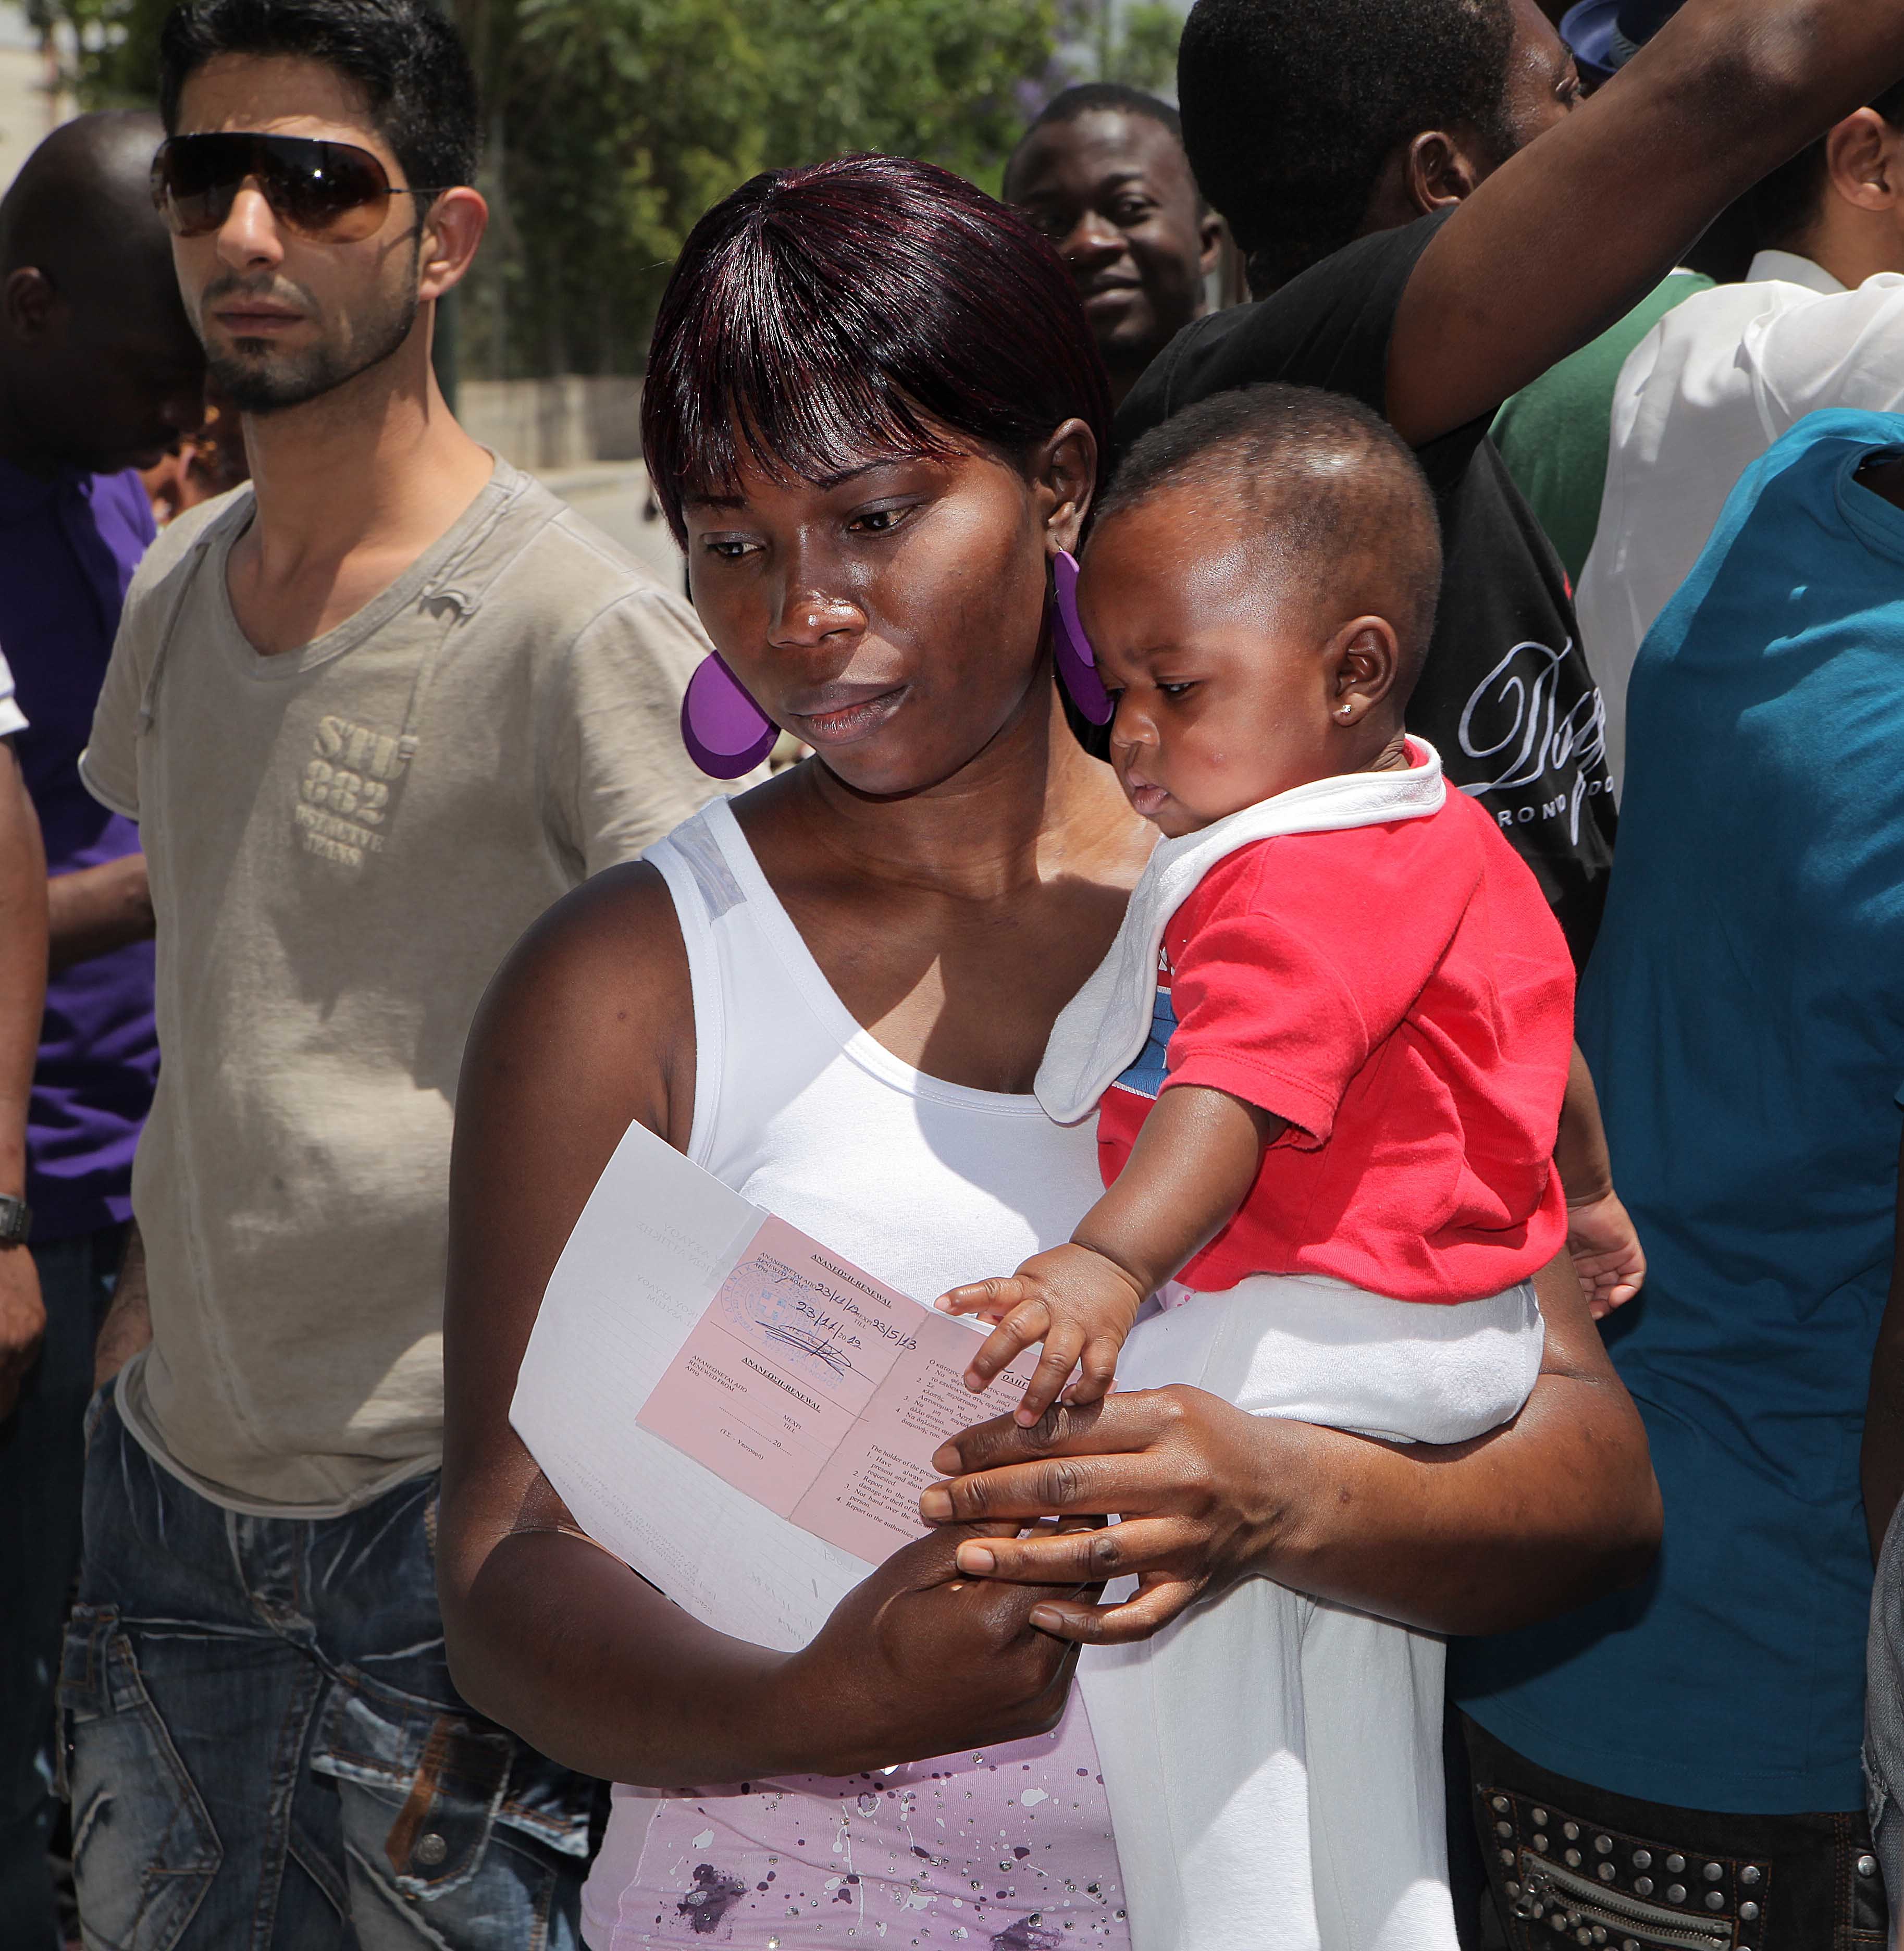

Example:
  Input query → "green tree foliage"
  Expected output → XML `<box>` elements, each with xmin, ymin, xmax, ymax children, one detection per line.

<box><xmin>1060</xmin><ymin>0</ymin><xmax>1182</xmax><ymax>95</ymax></box>
<box><xmin>1105</xmin><ymin>2</ymin><xmax>1181</xmax><ymax>92</ymax></box>
<box><xmin>459</xmin><ymin>0</ymin><xmax>1058</xmax><ymax>376</ymax></box>
<box><xmin>33</xmin><ymin>0</ymin><xmax>169</xmax><ymax>103</ymax></box>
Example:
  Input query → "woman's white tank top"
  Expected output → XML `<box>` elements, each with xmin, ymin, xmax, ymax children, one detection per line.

<box><xmin>579</xmin><ymin>798</ymin><xmax>1130</xmax><ymax>1951</ymax></box>
<box><xmin>647</xmin><ymin>794</ymin><xmax>1105</xmax><ymax>1295</ymax></box>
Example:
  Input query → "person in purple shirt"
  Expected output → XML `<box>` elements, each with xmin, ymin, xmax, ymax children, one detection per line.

<box><xmin>0</xmin><ymin>111</ymin><xmax>204</xmax><ymax>1949</ymax></box>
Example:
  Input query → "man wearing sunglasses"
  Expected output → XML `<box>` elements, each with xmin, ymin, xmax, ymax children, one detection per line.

<box><xmin>65</xmin><ymin>1</ymin><xmax>727</xmax><ymax>1945</ymax></box>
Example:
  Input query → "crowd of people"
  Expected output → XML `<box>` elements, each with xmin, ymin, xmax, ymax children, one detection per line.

<box><xmin>2</xmin><ymin>0</ymin><xmax>1903</xmax><ymax>1946</ymax></box>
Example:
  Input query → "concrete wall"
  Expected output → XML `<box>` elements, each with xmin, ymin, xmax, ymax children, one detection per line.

<box><xmin>459</xmin><ymin>376</ymin><xmax>643</xmax><ymax>472</ymax></box>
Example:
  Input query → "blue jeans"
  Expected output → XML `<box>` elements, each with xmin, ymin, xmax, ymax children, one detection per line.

<box><xmin>0</xmin><ymin>1224</ymin><xmax>122</xmax><ymax>1951</ymax></box>
<box><xmin>60</xmin><ymin>1393</ymin><xmax>600</xmax><ymax>1949</ymax></box>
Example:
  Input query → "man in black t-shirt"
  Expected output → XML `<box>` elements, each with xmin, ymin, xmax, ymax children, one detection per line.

<box><xmin>1124</xmin><ymin>0</ymin><xmax>1904</xmax><ymax>963</ymax></box>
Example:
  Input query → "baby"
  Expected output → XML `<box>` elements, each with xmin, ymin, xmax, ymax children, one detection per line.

<box><xmin>940</xmin><ymin>381</ymin><xmax>1578</xmax><ymax>1425</ymax></box>
<box><xmin>935</xmin><ymin>383</ymin><xmax>1585</xmax><ymax>1949</ymax></box>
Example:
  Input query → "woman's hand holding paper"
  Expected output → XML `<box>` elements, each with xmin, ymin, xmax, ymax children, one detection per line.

<box><xmin>778</xmin><ymin>1515</ymin><xmax>1107</xmax><ymax>1774</ymax></box>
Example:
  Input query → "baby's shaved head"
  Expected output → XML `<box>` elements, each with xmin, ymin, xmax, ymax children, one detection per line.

<box><xmin>1093</xmin><ymin>383</ymin><xmax>1442</xmax><ymax>700</ymax></box>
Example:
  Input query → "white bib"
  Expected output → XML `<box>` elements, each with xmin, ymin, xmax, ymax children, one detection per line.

<box><xmin>1036</xmin><ymin>740</ymin><xmax>1447</xmax><ymax>1125</ymax></box>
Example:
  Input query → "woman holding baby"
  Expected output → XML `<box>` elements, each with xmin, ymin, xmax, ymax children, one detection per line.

<box><xmin>436</xmin><ymin>156</ymin><xmax>1656</xmax><ymax>1950</ymax></box>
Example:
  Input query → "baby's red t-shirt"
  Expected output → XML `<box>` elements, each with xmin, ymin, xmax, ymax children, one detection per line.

<box><xmin>1097</xmin><ymin>787</ymin><xmax>1574</xmax><ymax>1301</ymax></box>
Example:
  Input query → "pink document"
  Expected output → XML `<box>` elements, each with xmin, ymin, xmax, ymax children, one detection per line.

<box><xmin>636</xmin><ymin>1214</ymin><xmax>1037</xmax><ymax>1564</ymax></box>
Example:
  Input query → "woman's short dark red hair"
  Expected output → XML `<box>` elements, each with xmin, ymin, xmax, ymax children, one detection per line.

<box><xmin>641</xmin><ymin>153</ymin><xmax>1114</xmax><ymax>542</ymax></box>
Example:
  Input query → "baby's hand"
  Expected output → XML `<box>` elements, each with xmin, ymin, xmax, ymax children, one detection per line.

<box><xmin>1566</xmin><ymin>1188</ymin><xmax>1647</xmax><ymax>1320</ymax></box>
<box><xmin>936</xmin><ymin>1243</ymin><xmax>1149</xmax><ymax>1426</ymax></box>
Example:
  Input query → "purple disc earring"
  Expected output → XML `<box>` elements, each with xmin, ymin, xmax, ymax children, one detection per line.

<box><xmin>681</xmin><ymin>654</ymin><xmax>780</xmax><ymax>778</ymax></box>
<box><xmin>1050</xmin><ymin>549</ymin><xmax>1113</xmax><ymax>726</ymax></box>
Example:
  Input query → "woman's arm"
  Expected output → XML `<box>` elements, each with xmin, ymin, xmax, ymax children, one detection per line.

<box><xmin>437</xmin><ymin>860</ymin><xmax>1097</xmax><ymax>1784</ymax></box>
<box><xmin>920</xmin><ymin>1245</ymin><xmax>1661</xmax><ymax>1641</ymax></box>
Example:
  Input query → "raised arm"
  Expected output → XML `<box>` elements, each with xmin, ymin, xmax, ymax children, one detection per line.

<box><xmin>436</xmin><ymin>859</ymin><xmax>1099</xmax><ymax>1784</ymax></box>
<box><xmin>924</xmin><ymin>1244</ymin><xmax>1660</xmax><ymax>1640</ymax></box>
<box><xmin>1389</xmin><ymin>0</ymin><xmax>1904</xmax><ymax>444</ymax></box>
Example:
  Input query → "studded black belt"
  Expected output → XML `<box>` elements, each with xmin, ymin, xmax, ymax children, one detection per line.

<box><xmin>1479</xmin><ymin>1785</ymin><xmax>1770</xmax><ymax>1949</ymax></box>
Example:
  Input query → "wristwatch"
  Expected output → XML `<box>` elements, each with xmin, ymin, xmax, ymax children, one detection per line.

<box><xmin>0</xmin><ymin>1195</ymin><xmax>30</xmax><ymax>1246</ymax></box>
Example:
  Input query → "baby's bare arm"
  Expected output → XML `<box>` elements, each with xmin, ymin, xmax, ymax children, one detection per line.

<box><xmin>939</xmin><ymin>1086</ymin><xmax>1283</xmax><ymax>1423</ymax></box>
<box><xmin>1077</xmin><ymin>1084</ymin><xmax>1284</xmax><ymax>1299</ymax></box>
<box><xmin>1554</xmin><ymin>1043</ymin><xmax>1647</xmax><ymax>1317</ymax></box>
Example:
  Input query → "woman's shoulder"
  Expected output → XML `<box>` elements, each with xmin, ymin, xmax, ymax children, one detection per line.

<box><xmin>524</xmin><ymin>851</ymin><xmax>688</xmax><ymax>978</ymax></box>
<box><xmin>471</xmin><ymin>770</ymin><xmax>795</xmax><ymax>1141</ymax></box>
<box><xmin>465</xmin><ymin>854</ymin><xmax>696</xmax><ymax>1152</ymax></box>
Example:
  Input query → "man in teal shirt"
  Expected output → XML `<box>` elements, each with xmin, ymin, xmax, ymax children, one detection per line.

<box><xmin>1452</xmin><ymin>410</ymin><xmax>1904</xmax><ymax>1946</ymax></box>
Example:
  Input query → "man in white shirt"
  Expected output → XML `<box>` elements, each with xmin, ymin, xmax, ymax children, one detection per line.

<box><xmin>1577</xmin><ymin>79</ymin><xmax>1904</xmax><ymax>789</ymax></box>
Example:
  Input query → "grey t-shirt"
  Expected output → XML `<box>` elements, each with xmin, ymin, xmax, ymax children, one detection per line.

<box><xmin>82</xmin><ymin>459</ymin><xmax>725</xmax><ymax>1513</ymax></box>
